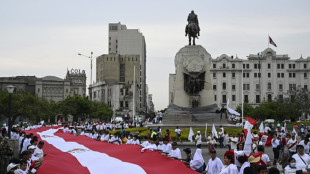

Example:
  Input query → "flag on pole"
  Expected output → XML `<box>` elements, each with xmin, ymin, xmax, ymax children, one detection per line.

<box><xmin>244</xmin><ymin>116</ymin><xmax>258</xmax><ymax>130</ymax></box>
<box><xmin>269</xmin><ymin>36</ymin><xmax>277</xmax><ymax>47</ymax></box>
<box><xmin>259</xmin><ymin>122</ymin><xmax>264</xmax><ymax>133</ymax></box>
<box><xmin>205</xmin><ymin>123</ymin><xmax>208</xmax><ymax>140</ymax></box>
<box><xmin>188</xmin><ymin>127</ymin><xmax>194</xmax><ymax>142</ymax></box>
<box><xmin>212</xmin><ymin>123</ymin><xmax>218</xmax><ymax>139</ymax></box>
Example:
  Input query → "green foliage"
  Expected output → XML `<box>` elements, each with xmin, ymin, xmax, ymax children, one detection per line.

<box><xmin>109</xmin><ymin>127</ymin><xmax>149</xmax><ymax>135</ymax></box>
<box><xmin>236</xmin><ymin>103</ymin><xmax>254</xmax><ymax>117</ymax></box>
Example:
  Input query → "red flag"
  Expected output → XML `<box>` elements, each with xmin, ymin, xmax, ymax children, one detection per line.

<box><xmin>269</xmin><ymin>36</ymin><xmax>277</xmax><ymax>47</ymax></box>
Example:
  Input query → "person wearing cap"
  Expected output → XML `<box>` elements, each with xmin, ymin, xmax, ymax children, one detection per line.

<box><xmin>243</xmin><ymin>155</ymin><xmax>260</xmax><ymax>174</ymax></box>
<box><xmin>292</xmin><ymin>144</ymin><xmax>310</xmax><ymax>172</ymax></box>
<box><xmin>202</xmin><ymin>149</ymin><xmax>224</xmax><ymax>174</ymax></box>
<box><xmin>168</xmin><ymin>142</ymin><xmax>181</xmax><ymax>159</ymax></box>
<box><xmin>190</xmin><ymin>148</ymin><xmax>205</xmax><ymax>173</ymax></box>
<box><xmin>238</xmin><ymin>156</ymin><xmax>250</xmax><ymax>174</ymax></box>
<box><xmin>181</xmin><ymin>148</ymin><xmax>193</xmax><ymax>165</ymax></box>
<box><xmin>278</xmin><ymin>144</ymin><xmax>289</xmax><ymax>169</ymax></box>
<box><xmin>6</xmin><ymin>163</ymin><xmax>19</xmax><ymax>174</ymax></box>
<box><xmin>195</xmin><ymin>131</ymin><xmax>202</xmax><ymax>147</ymax></box>
<box><xmin>253</xmin><ymin>145</ymin><xmax>271</xmax><ymax>167</ymax></box>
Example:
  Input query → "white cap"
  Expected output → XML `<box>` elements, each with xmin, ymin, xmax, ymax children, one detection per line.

<box><xmin>7</xmin><ymin>163</ymin><xmax>19</xmax><ymax>172</ymax></box>
<box><xmin>197</xmin><ymin>131</ymin><xmax>200</xmax><ymax>134</ymax></box>
<box><xmin>253</xmin><ymin>134</ymin><xmax>259</xmax><ymax>138</ymax></box>
<box><xmin>28</xmin><ymin>145</ymin><xmax>36</xmax><ymax>150</ymax></box>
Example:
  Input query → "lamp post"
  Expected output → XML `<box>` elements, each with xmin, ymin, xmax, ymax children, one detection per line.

<box><xmin>78</xmin><ymin>52</ymin><xmax>94</xmax><ymax>85</ymax></box>
<box><xmin>6</xmin><ymin>85</ymin><xmax>15</xmax><ymax>139</ymax></box>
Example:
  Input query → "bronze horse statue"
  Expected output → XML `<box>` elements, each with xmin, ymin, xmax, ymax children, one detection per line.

<box><xmin>185</xmin><ymin>11</ymin><xmax>200</xmax><ymax>45</ymax></box>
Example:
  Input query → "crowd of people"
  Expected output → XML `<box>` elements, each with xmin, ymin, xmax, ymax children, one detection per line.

<box><xmin>1</xmin><ymin>124</ymin><xmax>48</xmax><ymax>174</ymax></box>
<box><xmin>3</xmin><ymin>121</ymin><xmax>310</xmax><ymax>174</ymax></box>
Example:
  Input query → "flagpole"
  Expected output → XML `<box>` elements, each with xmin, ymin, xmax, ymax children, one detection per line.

<box><xmin>268</xmin><ymin>34</ymin><xmax>270</xmax><ymax>48</ymax></box>
<box><xmin>241</xmin><ymin>63</ymin><xmax>244</xmax><ymax>128</ymax></box>
<box><xmin>133</xmin><ymin>65</ymin><xmax>136</xmax><ymax>120</ymax></box>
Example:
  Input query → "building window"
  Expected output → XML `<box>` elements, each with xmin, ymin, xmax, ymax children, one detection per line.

<box><xmin>222</xmin><ymin>82</ymin><xmax>226</xmax><ymax>90</ymax></box>
<box><xmin>304</xmin><ymin>85</ymin><xmax>308</xmax><ymax>90</ymax></box>
<box><xmin>120</xmin><ymin>89</ymin><xmax>123</xmax><ymax>95</ymax></box>
<box><xmin>268</xmin><ymin>73</ymin><xmax>271</xmax><ymax>78</ymax></box>
<box><xmin>305</xmin><ymin>73</ymin><xmax>307</xmax><ymax>78</ymax></box>
<box><xmin>214</xmin><ymin>95</ymin><xmax>217</xmax><ymax>101</ymax></box>
<box><xmin>281</xmin><ymin>73</ymin><xmax>284</xmax><ymax>78</ymax></box>
<box><xmin>268</xmin><ymin>94</ymin><xmax>272</xmax><ymax>101</ymax></box>
<box><xmin>279</xmin><ymin>84</ymin><xmax>283</xmax><ymax>91</ymax></box>
<box><xmin>232</xmin><ymin>73</ymin><xmax>235</xmax><ymax>78</ymax></box>
<box><xmin>289</xmin><ymin>64</ymin><xmax>291</xmax><ymax>69</ymax></box>
<box><xmin>277</xmin><ymin>64</ymin><xmax>280</xmax><ymax>69</ymax></box>
<box><xmin>93</xmin><ymin>91</ymin><xmax>96</xmax><ymax>98</ymax></box>
<box><xmin>243</xmin><ymin>84</ymin><xmax>250</xmax><ymax>90</ymax></box>
<box><xmin>213</xmin><ymin>85</ymin><xmax>216</xmax><ymax>90</ymax></box>
<box><xmin>256</xmin><ymin>95</ymin><xmax>260</xmax><ymax>103</ymax></box>
<box><xmin>213</xmin><ymin>64</ymin><xmax>216</xmax><ymax>68</ymax></box>
<box><xmin>305</xmin><ymin>64</ymin><xmax>307</xmax><ymax>69</ymax></box>
<box><xmin>223</xmin><ymin>72</ymin><xmax>226</xmax><ymax>78</ymax></box>
<box><xmin>247</xmin><ymin>73</ymin><xmax>249</xmax><ymax>78</ymax></box>
<box><xmin>223</xmin><ymin>64</ymin><xmax>226</xmax><ymax>68</ymax></box>
<box><xmin>125</xmin><ymin>101</ymin><xmax>129</xmax><ymax>108</ymax></box>
<box><xmin>213</xmin><ymin>73</ymin><xmax>216</xmax><ymax>78</ymax></box>
<box><xmin>37</xmin><ymin>88</ymin><xmax>40</xmax><ymax>92</ymax></box>
<box><xmin>66</xmin><ymin>89</ymin><xmax>68</xmax><ymax>93</ymax></box>
<box><xmin>232</xmin><ymin>85</ymin><xmax>236</xmax><ymax>91</ymax></box>
<box><xmin>289</xmin><ymin>73</ymin><xmax>292</xmax><ymax>78</ymax></box>
<box><xmin>244</xmin><ymin>95</ymin><xmax>249</xmax><ymax>103</ymax></box>
<box><xmin>277</xmin><ymin>73</ymin><xmax>280</xmax><ymax>78</ymax></box>
<box><xmin>268</xmin><ymin>83</ymin><xmax>271</xmax><ymax>90</ymax></box>
<box><xmin>289</xmin><ymin>84</ymin><xmax>297</xmax><ymax>91</ymax></box>
<box><xmin>120</xmin><ymin>64</ymin><xmax>125</xmax><ymax>82</ymax></box>
<box><xmin>254</xmin><ymin>64</ymin><xmax>258</xmax><ymax>69</ymax></box>
<box><xmin>243</xmin><ymin>73</ymin><xmax>245</xmax><ymax>78</ymax></box>
<box><xmin>254</xmin><ymin>73</ymin><xmax>257</xmax><ymax>78</ymax></box>
<box><xmin>268</xmin><ymin>64</ymin><xmax>271</xmax><ymax>69</ymax></box>
<box><xmin>281</xmin><ymin>64</ymin><xmax>284</xmax><ymax>69</ymax></box>
<box><xmin>232</xmin><ymin>64</ymin><xmax>235</xmax><ymax>68</ymax></box>
<box><xmin>243</xmin><ymin>64</ymin><xmax>245</xmax><ymax>69</ymax></box>
<box><xmin>247</xmin><ymin>64</ymin><xmax>249</xmax><ymax>69</ymax></box>
<box><xmin>278</xmin><ymin>95</ymin><xmax>284</xmax><ymax>102</ymax></box>
<box><xmin>232</xmin><ymin>95</ymin><xmax>236</xmax><ymax>101</ymax></box>
<box><xmin>293</xmin><ymin>64</ymin><xmax>295</xmax><ymax>69</ymax></box>
<box><xmin>222</xmin><ymin>95</ymin><xmax>227</xmax><ymax>103</ymax></box>
<box><xmin>120</xmin><ymin>101</ymin><xmax>123</xmax><ymax>107</ymax></box>
<box><xmin>256</xmin><ymin>84</ymin><xmax>260</xmax><ymax>90</ymax></box>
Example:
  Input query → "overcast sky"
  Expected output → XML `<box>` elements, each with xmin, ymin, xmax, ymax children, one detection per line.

<box><xmin>1</xmin><ymin>0</ymin><xmax>310</xmax><ymax>110</ymax></box>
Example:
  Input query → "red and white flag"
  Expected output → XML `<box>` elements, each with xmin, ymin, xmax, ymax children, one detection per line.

<box><xmin>269</xmin><ymin>36</ymin><xmax>277</xmax><ymax>47</ymax></box>
<box><xmin>244</xmin><ymin>116</ymin><xmax>257</xmax><ymax>130</ymax></box>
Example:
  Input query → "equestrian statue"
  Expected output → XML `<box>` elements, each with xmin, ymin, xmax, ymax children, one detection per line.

<box><xmin>185</xmin><ymin>10</ymin><xmax>200</xmax><ymax>45</ymax></box>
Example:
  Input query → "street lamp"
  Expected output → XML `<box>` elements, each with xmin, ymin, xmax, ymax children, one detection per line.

<box><xmin>78</xmin><ymin>52</ymin><xmax>94</xmax><ymax>85</ymax></box>
<box><xmin>6</xmin><ymin>85</ymin><xmax>15</xmax><ymax>139</ymax></box>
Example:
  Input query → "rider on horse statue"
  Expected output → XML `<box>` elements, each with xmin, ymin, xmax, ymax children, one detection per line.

<box><xmin>185</xmin><ymin>10</ymin><xmax>200</xmax><ymax>45</ymax></box>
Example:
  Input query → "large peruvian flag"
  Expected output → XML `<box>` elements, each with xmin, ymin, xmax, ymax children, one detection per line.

<box><xmin>26</xmin><ymin>127</ymin><xmax>198</xmax><ymax>174</ymax></box>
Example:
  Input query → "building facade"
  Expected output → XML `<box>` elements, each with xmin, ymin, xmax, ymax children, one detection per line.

<box><xmin>108</xmin><ymin>23</ymin><xmax>147</xmax><ymax>112</ymax></box>
<box><xmin>90</xmin><ymin>54</ymin><xmax>141</xmax><ymax>116</ymax></box>
<box><xmin>170</xmin><ymin>48</ymin><xmax>310</xmax><ymax>110</ymax></box>
<box><xmin>36</xmin><ymin>69</ymin><xmax>87</xmax><ymax>102</ymax></box>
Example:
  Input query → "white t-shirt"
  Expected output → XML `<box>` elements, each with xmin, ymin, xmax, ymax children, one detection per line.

<box><xmin>272</xmin><ymin>139</ymin><xmax>280</xmax><ymax>148</ymax></box>
<box><xmin>261</xmin><ymin>153</ymin><xmax>271</xmax><ymax>165</ymax></box>
<box><xmin>239</xmin><ymin>161</ymin><xmax>250</xmax><ymax>174</ymax></box>
<box><xmin>132</xmin><ymin>139</ymin><xmax>140</xmax><ymax>145</ymax></box>
<box><xmin>205</xmin><ymin>157</ymin><xmax>224</xmax><ymax>174</ymax></box>
<box><xmin>299</xmin><ymin>140</ymin><xmax>310</xmax><ymax>154</ymax></box>
<box><xmin>219</xmin><ymin>164</ymin><xmax>239</xmax><ymax>174</ymax></box>
<box><xmin>265</xmin><ymin>126</ymin><xmax>271</xmax><ymax>133</ymax></box>
<box><xmin>109</xmin><ymin>136</ymin><xmax>121</xmax><ymax>144</ymax></box>
<box><xmin>230</xmin><ymin>137</ymin><xmax>238</xmax><ymax>150</ymax></box>
<box><xmin>34</xmin><ymin>147</ymin><xmax>44</xmax><ymax>158</ymax></box>
<box><xmin>162</xmin><ymin>143</ymin><xmax>172</xmax><ymax>154</ymax></box>
<box><xmin>168</xmin><ymin>148</ymin><xmax>181</xmax><ymax>159</ymax></box>
<box><xmin>175</xmin><ymin>129</ymin><xmax>181</xmax><ymax>135</ymax></box>
<box><xmin>287</xmin><ymin>139</ymin><xmax>297</xmax><ymax>152</ymax></box>
<box><xmin>292</xmin><ymin>153</ymin><xmax>310</xmax><ymax>172</ymax></box>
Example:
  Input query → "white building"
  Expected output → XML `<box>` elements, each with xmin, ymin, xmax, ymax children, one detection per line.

<box><xmin>211</xmin><ymin>48</ymin><xmax>310</xmax><ymax>109</ymax></box>
<box><xmin>108</xmin><ymin>22</ymin><xmax>147</xmax><ymax>113</ymax></box>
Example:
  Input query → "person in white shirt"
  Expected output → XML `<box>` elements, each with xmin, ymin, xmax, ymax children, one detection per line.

<box><xmin>271</xmin><ymin>135</ymin><xmax>280</xmax><ymax>165</ymax></box>
<box><xmin>131</xmin><ymin>135</ymin><xmax>140</xmax><ymax>145</ymax></box>
<box><xmin>229</xmin><ymin>134</ymin><xmax>238</xmax><ymax>151</ymax></box>
<box><xmin>161</xmin><ymin>138</ymin><xmax>172</xmax><ymax>154</ymax></box>
<box><xmin>299</xmin><ymin>137</ymin><xmax>310</xmax><ymax>154</ymax></box>
<box><xmin>195</xmin><ymin>131</ymin><xmax>202</xmax><ymax>147</ymax></box>
<box><xmin>126</xmin><ymin>135</ymin><xmax>133</xmax><ymax>144</ymax></box>
<box><xmin>284</xmin><ymin>158</ymin><xmax>297</xmax><ymax>174</ymax></box>
<box><xmin>109</xmin><ymin>133</ymin><xmax>121</xmax><ymax>144</ymax></box>
<box><xmin>190</xmin><ymin>148</ymin><xmax>205</xmax><ymax>173</ymax></box>
<box><xmin>168</xmin><ymin>142</ymin><xmax>182</xmax><ymax>159</ymax></box>
<box><xmin>264</xmin><ymin>126</ymin><xmax>271</xmax><ymax>134</ymax></box>
<box><xmin>202</xmin><ymin>149</ymin><xmax>224</xmax><ymax>174</ymax></box>
<box><xmin>219</xmin><ymin>154</ymin><xmax>239</xmax><ymax>174</ymax></box>
<box><xmin>141</xmin><ymin>137</ymin><xmax>150</xmax><ymax>148</ymax></box>
<box><xmin>175</xmin><ymin>126</ymin><xmax>182</xmax><ymax>142</ymax></box>
<box><xmin>252</xmin><ymin>134</ymin><xmax>259</xmax><ymax>153</ymax></box>
<box><xmin>33</xmin><ymin>141</ymin><xmax>45</xmax><ymax>159</ymax></box>
<box><xmin>292</xmin><ymin>145</ymin><xmax>310</xmax><ymax>172</ymax></box>
<box><xmin>238</xmin><ymin>156</ymin><xmax>250</xmax><ymax>174</ymax></box>
<box><xmin>219</xmin><ymin>126</ymin><xmax>224</xmax><ymax>148</ymax></box>
<box><xmin>287</xmin><ymin>134</ymin><xmax>297</xmax><ymax>156</ymax></box>
<box><xmin>141</xmin><ymin>138</ymin><xmax>157</xmax><ymax>152</ymax></box>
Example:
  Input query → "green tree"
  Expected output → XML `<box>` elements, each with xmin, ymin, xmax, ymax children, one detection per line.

<box><xmin>236</xmin><ymin>103</ymin><xmax>254</xmax><ymax>117</ymax></box>
<box><xmin>59</xmin><ymin>96</ymin><xmax>92</xmax><ymax>122</ymax></box>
